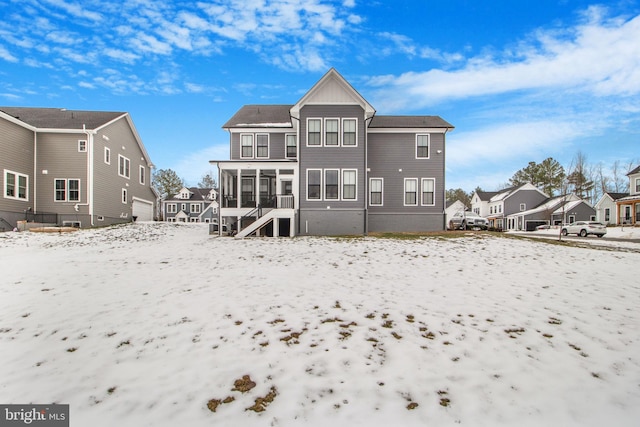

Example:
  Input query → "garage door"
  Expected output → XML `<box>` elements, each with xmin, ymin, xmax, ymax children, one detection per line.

<box><xmin>525</xmin><ymin>220</ymin><xmax>547</xmax><ymax>231</ymax></box>
<box><xmin>132</xmin><ymin>198</ymin><xmax>154</xmax><ymax>221</ymax></box>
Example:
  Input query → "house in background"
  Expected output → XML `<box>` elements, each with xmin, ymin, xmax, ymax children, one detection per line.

<box><xmin>212</xmin><ymin>68</ymin><xmax>454</xmax><ymax>237</ymax></box>
<box><xmin>595</xmin><ymin>192</ymin><xmax>628</xmax><ymax>225</ymax></box>
<box><xmin>163</xmin><ymin>186</ymin><xmax>219</xmax><ymax>223</ymax></box>
<box><xmin>469</xmin><ymin>190</ymin><xmax>500</xmax><ymax>217</ymax></box>
<box><xmin>1</xmin><ymin>107</ymin><xmax>156</xmax><ymax>230</ymax></box>
<box><xmin>615</xmin><ymin>165</ymin><xmax>640</xmax><ymax>225</ymax></box>
<box><xmin>471</xmin><ymin>183</ymin><xmax>548</xmax><ymax>230</ymax></box>
<box><xmin>506</xmin><ymin>193</ymin><xmax>595</xmax><ymax>231</ymax></box>
<box><xmin>445</xmin><ymin>200</ymin><xmax>467</xmax><ymax>229</ymax></box>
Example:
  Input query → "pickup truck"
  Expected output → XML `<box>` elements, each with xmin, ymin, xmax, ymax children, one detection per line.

<box><xmin>449</xmin><ymin>211</ymin><xmax>489</xmax><ymax>230</ymax></box>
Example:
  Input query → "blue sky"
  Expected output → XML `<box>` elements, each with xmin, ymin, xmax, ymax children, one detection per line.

<box><xmin>1</xmin><ymin>0</ymin><xmax>639</xmax><ymax>192</ymax></box>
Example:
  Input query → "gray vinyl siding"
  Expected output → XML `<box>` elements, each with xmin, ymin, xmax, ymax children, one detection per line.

<box><xmin>299</xmin><ymin>105</ymin><xmax>366</xmax><ymax>211</ymax></box>
<box><xmin>230</xmin><ymin>131</ymin><xmax>287</xmax><ymax>160</ymax></box>
<box><xmin>93</xmin><ymin>118</ymin><xmax>156</xmax><ymax>223</ymax></box>
<box><xmin>298</xmin><ymin>210</ymin><xmax>365</xmax><ymax>236</ymax></box>
<box><xmin>0</xmin><ymin>118</ymin><xmax>35</xmax><ymax>227</ymax></box>
<box><xmin>368</xmin><ymin>213</ymin><xmax>444</xmax><ymax>232</ymax></box>
<box><xmin>35</xmin><ymin>132</ymin><xmax>88</xmax><ymax>215</ymax></box>
<box><xmin>504</xmin><ymin>190</ymin><xmax>548</xmax><ymax>216</ymax></box>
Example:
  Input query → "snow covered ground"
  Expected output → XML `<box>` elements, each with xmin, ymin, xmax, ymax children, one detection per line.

<box><xmin>1</xmin><ymin>223</ymin><xmax>639</xmax><ymax>427</ymax></box>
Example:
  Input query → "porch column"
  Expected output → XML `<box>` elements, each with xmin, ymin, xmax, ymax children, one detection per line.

<box><xmin>236</xmin><ymin>168</ymin><xmax>241</xmax><ymax>209</ymax></box>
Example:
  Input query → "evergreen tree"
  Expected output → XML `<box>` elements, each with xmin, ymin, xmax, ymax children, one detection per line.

<box><xmin>152</xmin><ymin>168</ymin><xmax>185</xmax><ymax>200</ymax></box>
<box><xmin>198</xmin><ymin>171</ymin><xmax>217</xmax><ymax>189</ymax></box>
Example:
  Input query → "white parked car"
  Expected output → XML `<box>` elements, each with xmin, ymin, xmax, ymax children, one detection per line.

<box><xmin>561</xmin><ymin>221</ymin><xmax>607</xmax><ymax>238</ymax></box>
<box><xmin>449</xmin><ymin>211</ymin><xmax>489</xmax><ymax>230</ymax></box>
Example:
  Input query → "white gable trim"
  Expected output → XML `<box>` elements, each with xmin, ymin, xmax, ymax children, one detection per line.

<box><xmin>290</xmin><ymin>68</ymin><xmax>375</xmax><ymax>120</ymax></box>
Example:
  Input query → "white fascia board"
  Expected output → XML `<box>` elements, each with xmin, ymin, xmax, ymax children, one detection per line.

<box><xmin>0</xmin><ymin>111</ymin><xmax>37</xmax><ymax>131</ymax></box>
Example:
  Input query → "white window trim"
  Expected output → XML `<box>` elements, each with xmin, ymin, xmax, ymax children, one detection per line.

<box><xmin>122</xmin><ymin>188</ymin><xmax>128</xmax><ymax>204</ymax></box>
<box><xmin>420</xmin><ymin>178</ymin><xmax>436</xmax><ymax>206</ymax></box>
<box><xmin>255</xmin><ymin>133</ymin><xmax>270</xmax><ymax>159</ymax></box>
<box><xmin>78</xmin><ymin>139</ymin><xmax>87</xmax><ymax>152</ymax></box>
<box><xmin>341</xmin><ymin>169</ymin><xmax>357</xmax><ymax>201</ymax></box>
<box><xmin>285</xmin><ymin>133</ymin><xmax>297</xmax><ymax>158</ymax></box>
<box><xmin>240</xmin><ymin>133</ymin><xmax>254</xmax><ymax>159</ymax></box>
<box><xmin>167</xmin><ymin>203</ymin><xmax>177</xmax><ymax>214</ymax></box>
<box><xmin>54</xmin><ymin>178</ymin><xmax>80</xmax><ymax>202</ymax></box>
<box><xmin>104</xmin><ymin>147</ymin><xmax>111</xmax><ymax>165</ymax></box>
<box><xmin>3</xmin><ymin>169</ymin><xmax>29</xmax><ymax>201</ymax></box>
<box><xmin>369</xmin><ymin>177</ymin><xmax>384</xmax><ymax>206</ymax></box>
<box><xmin>191</xmin><ymin>203</ymin><xmax>201</xmax><ymax>213</ymax></box>
<box><xmin>341</xmin><ymin>118</ymin><xmax>358</xmax><ymax>147</ymax></box>
<box><xmin>404</xmin><ymin>178</ymin><xmax>418</xmax><ymax>206</ymax></box>
<box><xmin>306</xmin><ymin>118</ymin><xmax>323</xmax><ymax>147</ymax></box>
<box><xmin>306</xmin><ymin>168</ymin><xmax>323</xmax><ymax>201</ymax></box>
<box><xmin>635</xmin><ymin>177</ymin><xmax>640</xmax><ymax>193</ymax></box>
<box><xmin>139</xmin><ymin>165</ymin><xmax>146</xmax><ymax>185</ymax></box>
<box><xmin>118</xmin><ymin>155</ymin><xmax>131</xmax><ymax>179</ymax></box>
<box><xmin>416</xmin><ymin>134</ymin><xmax>430</xmax><ymax>159</ymax></box>
<box><xmin>324</xmin><ymin>168</ymin><xmax>340</xmax><ymax>200</ymax></box>
<box><xmin>324</xmin><ymin>118</ymin><xmax>340</xmax><ymax>147</ymax></box>
<box><xmin>519</xmin><ymin>203</ymin><xmax>526</xmax><ymax>211</ymax></box>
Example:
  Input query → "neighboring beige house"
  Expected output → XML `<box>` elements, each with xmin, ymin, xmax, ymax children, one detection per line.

<box><xmin>594</xmin><ymin>192</ymin><xmax>628</xmax><ymax>225</ymax></box>
<box><xmin>1</xmin><ymin>107</ymin><xmax>157</xmax><ymax>230</ymax></box>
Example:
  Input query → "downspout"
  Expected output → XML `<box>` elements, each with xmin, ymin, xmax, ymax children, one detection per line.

<box><xmin>33</xmin><ymin>131</ymin><xmax>37</xmax><ymax>213</ymax></box>
<box><xmin>290</xmin><ymin>113</ymin><xmax>301</xmax><ymax>236</ymax></box>
<box><xmin>442</xmin><ymin>127</ymin><xmax>450</xmax><ymax>231</ymax></box>
<box><xmin>364</xmin><ymin>115</ymin><xmax>374</xmax><ymax>236</ymax></box>
<box><xmin>76</xmin><ymin>125</ymin><xmax>96</xmax><ymax>226</ymax></box>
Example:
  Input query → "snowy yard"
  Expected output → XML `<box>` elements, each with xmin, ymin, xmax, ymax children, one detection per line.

<box><xmin>1</xmin><ymin>223</ymin><xmax>639</xmax><ymax>427</ymax></box>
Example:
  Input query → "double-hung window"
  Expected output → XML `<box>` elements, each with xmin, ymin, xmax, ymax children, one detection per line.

<box><xmin>119</xmin><ymin>155</ymin><xmax>130</xmax><ymax>178</ymax></box>
<box><xmin>342</xmin><ymin>119</ymin><xmax>356</xmax><ymax>146</ymax></box>
<box><xmin>604</xmin><ymin>208</ymin><xmax>610</xmax><ymax>222</ymax></box>
<box><xmin>369</xmin><ymin>178</ymin><xmax>383</xmax><ymax>206</ymax></box>
<box><xmin>286</xmin><ymin>134</ymin><xmax>297</xmax><ymax>158</ymax></box>
<box><xmin>307</xmin><ymin>119</ymin><xmax>322</xmax><ymax>146</ymax></box>
<box><xmin>416</xmin><ymin>134</ymin><xmax>430</xmax><ymax>158</ymax></box>
<box><xmin>421</xmin><ymin>178</ymin><xmax>435</xmax><ymax>206</ymax></box>
<box><xmin>256</xmin><ymin>134</ymin><xmax>269</xmax><ymax>158</ymax></box>
<box><xmin>167</xmin><ymin>203</ymin><xmax>177</xmax><ymax>214</ymax></box>
<box><xmin>55</xmin><ymin>179</ymin><xmax>80</xmax><ymax>202</ymax></box>
<box><xmin>241</xmin><ymin>134</ymin><xmax>254</xmax><ymax>158</ymax></box>
<box><xmin>636</xmin><ymin>178</ymin><xmax>640</xmax><ymax>193</ymax></box>
<box><xmin>404</xmin><ymin>178</ymin><xmax>418</xmax><ymax>206</ymax></box>
<box><xmin>325</xmin><ymin>119</ymin><xmax>339</xmax><ymax>146</ymax></box>
<box><xmin>78</xmin><ymin>140</ymin><xmax>87</xmax><ymax>152</ymax></box>
<box><xmin>307</xmin><ymin>169</ymin><xmax>322</xmax><ymax>200</ymax></box>
<box><xmin>4</xmin><ymin>170</ymin><xmax>28</xmax><ymax>201</ymax></box>
<box><xmin>191</xmin><ymin>203</ymin><xmax>201</xmax><ymax>213</ymax></box>
<box><xmin>325</xmin><ymin>169</ymin><xmax>339</xmax><ymax>200</ymax></box>
<box><xmin>342</xmin><ymin>170</ymin><xmax>357</xmax><ymax>200</ymax></box>
<box><xmin>139</xmin><ymin>165</ymin><xmax>146</xmax><ymax>185</ymax></box>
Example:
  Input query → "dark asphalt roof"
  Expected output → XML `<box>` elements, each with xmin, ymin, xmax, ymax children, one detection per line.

<box><xmin>0</xmin><ymin>107</ymin><xmax>125</xmax><ymax>130</ymax></box>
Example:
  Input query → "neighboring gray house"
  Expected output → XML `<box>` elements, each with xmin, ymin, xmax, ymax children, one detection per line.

<box><xmin>595</xmin><ymin>192</ymin><xmax>628</xmax><ymax>225</ymax></box>
<box><xmin>471</xmin><ymin>183</ymin><xmax>548</xmax><ymax>230</ymax></box>
<box><xmin>163</xmin><ymin>186</ymin><xmax>219</xmax><ymax>223</ymax></box>
<box><xmin>506</xmin><ymin>193</ymin><xmax>596</xmax><ymax>231</ymax></box>
<box><xmin>1</xmin><ymin>107</ymin><xmax>156</xmax><ymax>230</ymax></box>
<box><xmin>211</xmin><ymin>68</ymin><xmax>454</xmax><ymax>237</ymax></box>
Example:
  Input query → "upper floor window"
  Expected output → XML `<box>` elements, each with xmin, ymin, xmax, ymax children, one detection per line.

<box><xmin>118</xmin><ymin>155</ymin><xmax>130</xmax><ymax>179</ymax></box>
<box><xmin>286</xmin><ymin>134</ymin><xmax>297</xmax><ymax>158</ymax></box>
<box><xmin>307</xmin><ymin>119</ymin><xmax>322</xmax><ymax>146</ymax></box>
<box><xmin>256</xmin><ymin>134</ymin><xmax>269</xmax><ymax>158</ymax></box>
<box><xmin>167</xmin><ymin>203</ymin><xmax>177</xmax><ymax>214</ymax></box>
<box><xmin>404</xmin><ymin>178</ymin><xmax>418</xmax><ymax>206</ymax></box>
<box><xmin>520</xmin><ymin>203</ymin><xmax>526</xmax><ymax>211</ymax></box>
<box><xmin>416</xmin><ymin>134</ymin><xmax>430</xmax><ymax>158</ymax></box>
<box><xmin>635</xmin><ymin>177</ymin><xmax>640</xmax><ymax>193</ymax></box>
<box><xmin>342</xmin><ymin>119</ymin><xmax>357</xmax><ymax>146</ymax></box>
<box><xmin>4</xmin><ymin>170</ymin><xmax>28</xmax><ymax>201</ymax></box>
<box><xmin>421</xmin><ymin>178</ymin><xmax>435</xmax><ymax>206</ymax></box>
<box><xmin>342</xmin><ymin>170</ymin><xmax>357</xmax><ymax>200</ymax></box>
<box><xmin>325</xmin><ymin>119</ymin><xmax>339</xmax><ymax>146</ymax></box>
<box><xmin>191</xmin><ymin>203</ymin><xmax>201</xmax><ymax>213</ymax></box>
<box><xmin>241</xmin><ymin>134</ymin><xmax>254</xmax><ymax>158</ymax></box>
<box><xmin>369</xmin><ymin>178</ymin><xmax>383</xmax><ymax>206</ymax></box>
<box><xmin>139</xmin><ymin>165</ymin><xmax>146</xmax><ymax>185</ymax></box>
<box><xmin>54</xmin><ymin>179</ymin><xmax>80</xmax><ymax>202</ymax></box>
<box><xmin>104</xmin><ymin>147</ymin><xmax>111</xmax><ymax>164</ymax></box>
<box><xmin>78</xmin><ymin>140</ymin><xmax>87</xmax><ymax>152</ymax></box>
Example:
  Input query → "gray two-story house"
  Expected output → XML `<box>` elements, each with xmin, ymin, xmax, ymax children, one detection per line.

<box><xmin>1</xmin><ymin>107</ymin><xmax>156</xmax><ymax>230</ymax></box>
<box><xmin>211</xmin><ymin>68</ymin><xmax>453</xmax><ymax>237</ymax></box>
<box><xmin>163</xmin><ymin>186</ymin><xmax>218</xmax><ymax>223</ymax></box>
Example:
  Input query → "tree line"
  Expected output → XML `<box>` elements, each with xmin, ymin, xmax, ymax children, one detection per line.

<box><xmin>447</xmin><ymin>153</ymin><xmax>639</xmax><ymax>207</ymax></box>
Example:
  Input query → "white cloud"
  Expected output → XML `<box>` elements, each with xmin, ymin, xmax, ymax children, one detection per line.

<box><xmin>0</xmin><ymin>45</ymin><xmax>18</xmax><ymax>62</ymax></box>
<box><xmin>42</xmin><ymin>0</ymin><xmax>102</xmax><ymax>21</ymax></box>
<box><xmin>368</xmin><ymin>8</ymin><xmax>640</xmax><ymax>109</ymax></box>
